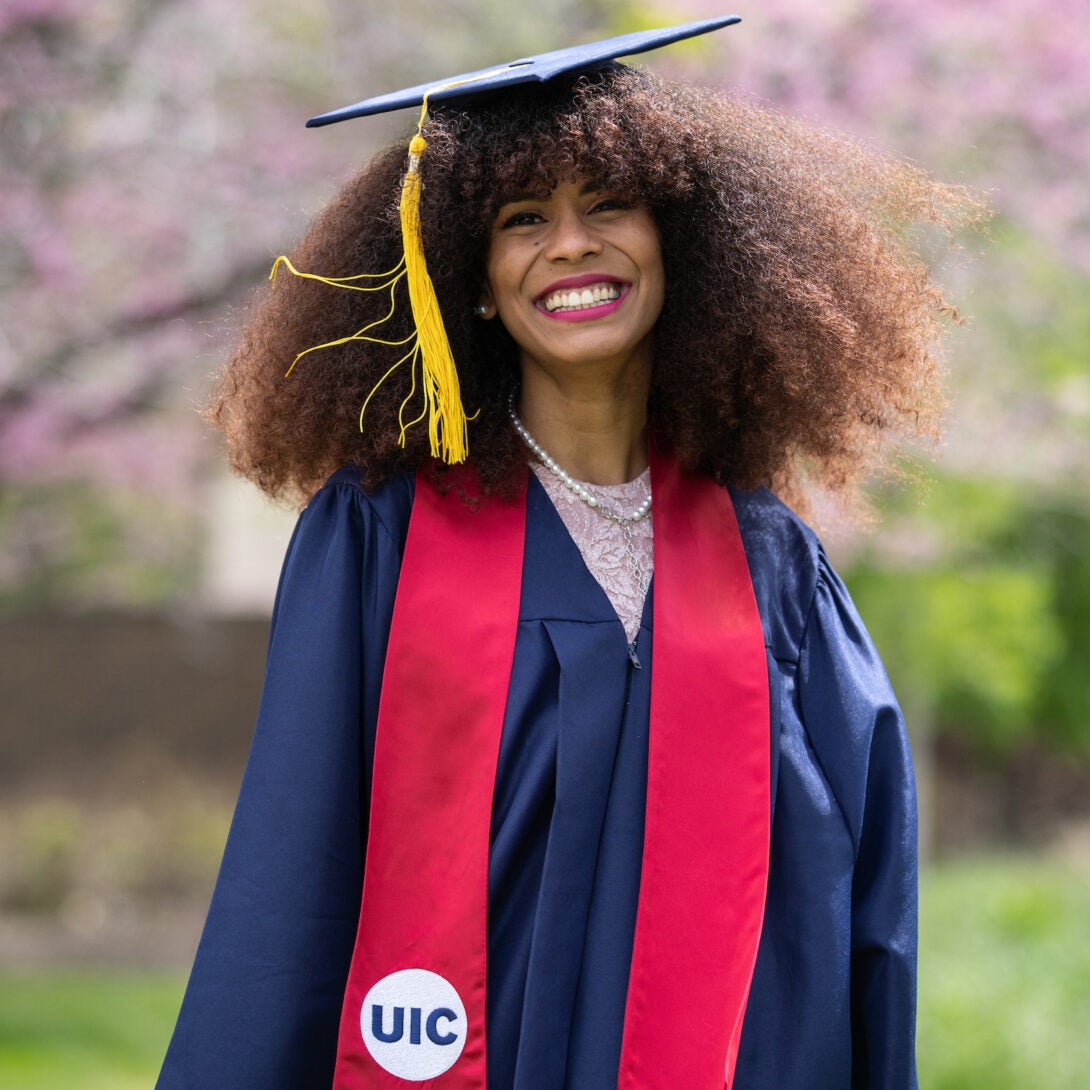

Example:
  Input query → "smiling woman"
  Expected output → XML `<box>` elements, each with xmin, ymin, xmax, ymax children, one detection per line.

<box><xmin>162</xmin><ymin>19</ymin><xmax>984</xmax><ymax>1090</ymax></box>
<box><xmin>211</xmin><ymin>60</ymin><xmax>977</xmax><ymax>511</ymax></box>
<box><xmin>481</xmin><ymin>180</ymin><xmax>664</xmax><ymax>484</ymax></box>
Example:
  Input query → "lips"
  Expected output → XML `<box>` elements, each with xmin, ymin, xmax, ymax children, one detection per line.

<box><xmin>535</xmin><ymin>276</ymin><xmax>629</xmax><ymax>315</ymax></box>
<box><xmin>539</xmin><ymin>281</ymin><xmax>626</xmax><ymax>313</ymax></box>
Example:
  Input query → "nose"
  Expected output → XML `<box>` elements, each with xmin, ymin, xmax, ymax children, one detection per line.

<box><xmin>543</xmin><ymin>208</ymin><xmax>603</xmax><ymax>263</ymax></box>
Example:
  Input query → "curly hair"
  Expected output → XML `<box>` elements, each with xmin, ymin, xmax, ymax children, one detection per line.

<box><xmin>209</xmin><ymin>65</ymin><xmax>984</xmax><ymax>508</ymax></box>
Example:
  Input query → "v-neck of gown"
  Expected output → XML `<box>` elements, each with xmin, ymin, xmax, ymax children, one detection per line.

<box><xmin>529</xmin><ymin>462</ymin><xmax>653</xmax><ymax>644</ymax></box>
<box><xmin>485</xmin><ymin>472</ymin><xmax>654</xmax><ymax>1090</ymax></box>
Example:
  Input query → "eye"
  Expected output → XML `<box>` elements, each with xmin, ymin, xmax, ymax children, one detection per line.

<box><xmin>497</xmin><ymin>209</ymin><xmax>545</xmax><ymax>230</ymax></box>
<box><xmin>589</xmin><ymin>195</ymin><xmax>635</xmax><ymax>215</ymax></box>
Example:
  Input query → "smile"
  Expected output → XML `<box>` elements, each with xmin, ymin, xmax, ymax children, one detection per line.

<box><xmin>538</xmin><ymin>281</ymin><xmax>627</xmax><ymax>313</ymax></box>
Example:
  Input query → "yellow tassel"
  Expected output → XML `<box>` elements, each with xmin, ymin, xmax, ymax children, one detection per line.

<box><xmin>273</xmin><ymin>74</ymin><xmax>513</xmax><ymax>463</ymax></box>
<box><xmin>270</xmin><ymin>256</ymin><xmax>410</xmax><ymax>377</ymax></box>
<box><xmin>399</xmin><ymin>123</ymin><xmax>470</xmax><ymax>463</ymax></box>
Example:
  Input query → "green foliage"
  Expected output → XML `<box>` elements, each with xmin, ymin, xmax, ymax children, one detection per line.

<box><xmin>980</xmin><ymin>221</ymin><xmax>1090</xmax><ymax>388</ymax></box>
<box><xmin>848</xmin><ymin>472</ymin><xmax>1090</xmax><ymax>754</ymax></box>
<box><xmin>0</xmin><ymin>804</ymin><xmax>81</xmax><ymax>915</ymax></box>
<box><xmin>1013</xmin><ymin>503</ymin><xmax>1090</xmax><ymax>750</ymax></box>
<box><xmin>0</xmin><ymin>482</ymin><xmax>201</xmax><ymax>615</ymax></box>
<box><xmin>849</xmin><ymin>559</ymin><xmax>1061</xmax><ymax>753</ymax></box>
<box><xmin>0</xmin><ymin>795</ymin><xmax>230</xmax><ymax>921</ymax></box>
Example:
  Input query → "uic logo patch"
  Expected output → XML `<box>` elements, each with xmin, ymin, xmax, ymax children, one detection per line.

<box><xmin>361</xmin><ymin>969</ymin><xmax>467</xmax><ymax>1081</ymax></box>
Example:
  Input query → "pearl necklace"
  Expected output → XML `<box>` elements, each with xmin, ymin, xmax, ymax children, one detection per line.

<box><xmin>508</xmin><ymin>394</ymin><xmax>652</xmax><ymax>595</ymax></box>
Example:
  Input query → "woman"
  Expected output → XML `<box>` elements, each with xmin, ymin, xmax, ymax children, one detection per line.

<box><xmin>159</xmin><ymin>25</ymin><xmax>980</xmax><ymax>1090</ymax></box>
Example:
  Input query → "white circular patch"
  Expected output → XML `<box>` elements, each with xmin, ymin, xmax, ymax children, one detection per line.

<box><xmin>361</xmin><ymin>969</ymin><xmax>467</xmax><ymax>1081</ymax></box>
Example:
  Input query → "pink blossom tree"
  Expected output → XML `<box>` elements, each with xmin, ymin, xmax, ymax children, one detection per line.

<box><xmin>0</xmin><ymin>0</ymin><xmax>614</xmax><ymax>606</ymax></box>
<box><xmin>2</xmin><ymin>0</ymin><xmax>1087</xmax><ymax>610</ymax></box>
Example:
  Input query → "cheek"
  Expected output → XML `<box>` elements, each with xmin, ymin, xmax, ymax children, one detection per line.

<box><xmin>628</xmin><ymin>221</ymin><xmax>665</xmax><ymax>298</ymax></box>
<box><xmin>642</xmin><ymin>247</ymin><xmax>666</xmax><ymax>316</ymax></box>
<box><xmin>483</xmin><ymin>248</ymin><xmax>505</xmax><ymax>295</ymax></box>
<box><xmin>484</xmin><ymin>255</ymin><xmax>525</xmax><ymax>316</ymax></box>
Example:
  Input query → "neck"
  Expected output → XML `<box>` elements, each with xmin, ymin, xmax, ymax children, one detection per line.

<box><xmin>516</xmin><ymin>368</ymin><xmax>649</xmax><ymax>485</ymax></box>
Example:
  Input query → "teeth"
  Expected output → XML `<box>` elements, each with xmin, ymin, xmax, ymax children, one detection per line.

<box><xmin>542</xmin><ymin>282</ymin><xmax>623</xmax><ymax>313</ymax></box>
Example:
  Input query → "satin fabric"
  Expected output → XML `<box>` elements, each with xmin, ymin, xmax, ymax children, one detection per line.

<box><xmin>334</xmin><ymin>453</ymin><xmax>769</xmax><ymax>1089</ymax></box>
<box><xmin>157</xmin><ymin>468</ymin><xmax>918</xmax><ymax>1090</ymax></box>
<box><xmin>332</xmin><ymin>468</ymin><xmax>526</xmax><ymax>1089</ymax></box>
<box><xmin>618</xmin><ymin>449</ymin><xmax>769</xmax><ymax>1090</ymax></box>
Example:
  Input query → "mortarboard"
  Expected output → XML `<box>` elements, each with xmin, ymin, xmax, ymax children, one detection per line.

<box><xmin>278</xmin><ymin>16</ymin><xmax>742</xmax><ymax>464</ymax></box>
<box><xmin>306</xmin><ymin>15</ymin><xmax>741</xmax><ymax>127</ymax></box>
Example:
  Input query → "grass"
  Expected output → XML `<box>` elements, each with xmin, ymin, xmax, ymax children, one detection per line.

<box><xmin>1</xmin><ymin>854</ymin><xmax>1088</xmax><ymax>1088</ymax></box>
<box><xmin>918</xmin><ymin>854</ymin><xmax>1090</xmax><ymax>1089</ymax></box>
<box><xmin>0</xmin><ymin>972</ymin><xmax>185</xmax><ymax>1090</ymax></box>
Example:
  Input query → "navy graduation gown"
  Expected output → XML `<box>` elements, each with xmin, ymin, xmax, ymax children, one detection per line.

<box><xmin>158</xmin><ymin>468</ymin><xmax>917</xmax><ymax>1089</ymax></box>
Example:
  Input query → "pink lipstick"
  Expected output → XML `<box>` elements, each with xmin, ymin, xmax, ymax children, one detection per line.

<box><xmin>535</xmin><ymin>275</ymin><xmax>630</xmax><ymax>322</ymax></box>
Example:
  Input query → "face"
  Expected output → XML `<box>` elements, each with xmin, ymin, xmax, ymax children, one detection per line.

<box><xmin>480</xmin><ymin>178</ymin><xmax>665</xmax><ymax>382</ymax></box>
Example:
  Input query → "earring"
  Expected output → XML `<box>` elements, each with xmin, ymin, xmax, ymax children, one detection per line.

<box><xmin>474</xmin><ymin>303</ymin><xmax>488</xmax><ymax>318</ymax></box>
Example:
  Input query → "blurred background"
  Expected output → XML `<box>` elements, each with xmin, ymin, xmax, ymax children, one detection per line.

<box><xmin>1</xmin><ymin>1</ymin><xmax>1088</xmax><ymax>1086</ymax></box>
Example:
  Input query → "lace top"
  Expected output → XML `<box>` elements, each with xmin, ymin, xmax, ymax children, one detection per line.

<box><xmin>531</xmin><ymin>463</ymin><xmax>654</xmax><ymax>642</ymax></box>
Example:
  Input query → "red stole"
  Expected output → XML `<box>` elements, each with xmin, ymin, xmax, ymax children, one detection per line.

<box><xmin>332</xmin><ymin>450</ymin><xmax>770</xmax><ymax>1089</ymax></box>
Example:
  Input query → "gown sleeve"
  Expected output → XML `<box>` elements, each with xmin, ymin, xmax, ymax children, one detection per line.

<box><xmin>156</xmin><ymin>472</ymin><xmax>407</xmax><ymax>1090</ymax></box>
<box><xmin>797</xmin><ymin>553</ymin><xmax>919</xmax><ymax>1090</ymax></box>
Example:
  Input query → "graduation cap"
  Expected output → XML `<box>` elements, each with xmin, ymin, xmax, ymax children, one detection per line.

<box><xmin>283</xmin><ymin>16</ymin><xmax>741</xmax><ymax>464</ymax></box>
<box><xmin>307</xmin><ymin>15</ymin><xmax>741</xmax><ymax>127</ymax></box>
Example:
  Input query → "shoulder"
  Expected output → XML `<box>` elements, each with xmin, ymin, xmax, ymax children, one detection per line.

<box><xmin>728</xmin><ymin>494</ymin><xmax>909</xmax><ymax>852</ymax></box>
<box><xmin>728</xmin><ymin>486</ymin><xmax>825</xmax><ymax>664</ymax></box>
<box><xmin>301</xmin><ymin>466</ymin><xmax>416</xmax><ymax>551</ymax></box>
